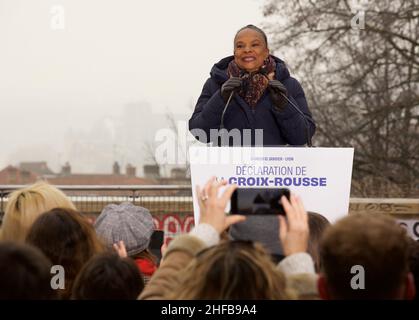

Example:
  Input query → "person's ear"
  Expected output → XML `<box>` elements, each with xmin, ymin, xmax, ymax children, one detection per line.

<box><xmin>317</xmin><ymin>273</ymin><xmax>331</xmax><ymax>300</ymax></box>
<box><xmin>264</xmin><ymin>47</ymin><xmax>270</xmax><ymax>59</ymax></box>
<box><xmin>404</xmin><ymin>272</ymin><xmax>416</xmax><ymax>300</ymax></box>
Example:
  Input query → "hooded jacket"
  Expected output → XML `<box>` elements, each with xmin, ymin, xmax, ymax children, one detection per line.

<box><xmin>189</xmin><ymin>55</ymin><xmax>315</xmax><ymax>146</ymax></box>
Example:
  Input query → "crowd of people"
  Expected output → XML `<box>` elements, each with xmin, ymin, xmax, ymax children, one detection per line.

<box><xmin>0</xmin><ymin>178</ymin><xmax>418</xmax><ymax>300</ymax></box>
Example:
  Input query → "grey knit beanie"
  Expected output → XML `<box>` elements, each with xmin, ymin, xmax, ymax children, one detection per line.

<box><xmin>94</xmin><ymin>202</ymin><xmax>155</xmax><ymax>256</ymax></box>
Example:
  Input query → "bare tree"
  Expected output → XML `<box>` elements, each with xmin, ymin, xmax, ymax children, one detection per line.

<box><xmin>142</xmin><ymin>103</ymin><xmax>195</xmax><ymax>178</ymax></box>
<box><xmin>262</xmin><ymin>0</ymin><xmax>419</xmax><ymax>197</ymax></box>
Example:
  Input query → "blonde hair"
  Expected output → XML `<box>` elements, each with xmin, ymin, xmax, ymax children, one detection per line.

<box><xmin>0</xmin><ymin>181</ymin><xmax>76</xmax><ymax>242</ymax></box>
<box><xmin>170</xmin><ymin>241</ymin><xmax>293</xmax><ymax>300</ymax></box>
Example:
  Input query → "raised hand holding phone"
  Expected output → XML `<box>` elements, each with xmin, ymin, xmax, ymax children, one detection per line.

<box><xmin>278</xmin><ymin>194</ymin><xmax>309</xmax><ymax>256</ymax></box>
<box><xmin>230</xmin><ymin>188</ymin><xmax>290</xmax><ymax>215</ymax></box>
<box><xmin>196</xmin><ymin>177</ymin><xmax>246</xmax><ymax>234</ymax></box>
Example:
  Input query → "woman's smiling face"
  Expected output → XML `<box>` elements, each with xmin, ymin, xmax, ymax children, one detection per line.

<box><xmin>234</xmin><ymin>28</ymin><xmax>269</xmax><ymax>73</ymax></box>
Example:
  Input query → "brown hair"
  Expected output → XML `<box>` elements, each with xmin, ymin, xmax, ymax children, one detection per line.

<box><xmin>320</xmin><ymin>214</ymin><xmax>411</xmax><ymax>299</ymax></box>
<box><xmin>71</xmin><ymin>253</ymin><xmax>144</xmax><ymax>300</ymax></box>
<box><xmin>408</xmin><ymin>238</ymin><xmax>419</xmax><ymax>300</ymax></box>
<box><xmin>170</xmin><ymin>241</ymin><xmax>292</xmax><ymax>300</ymax></box>
<box><xmin>0</xmin><ymin>242</ymin><xmax>56</xmax><ymax>300</ymax></box>
<box><xmin>26</xmin><ymin>207</ymin><xmax>105</xmax><ymax>299</ymax></box>
<box><xmin>131</xmin><ymin>248</ymin><xmax>158</xmax><ymax>265</ymax></box>
<box><xmin>307</xmin><ymin>211</ymin><xmax>330</xmax><ymax>272</ymax></box>
<box><xmin>0</xmin><ymin>181</ymin><xmax>76</xmax><ymax>242</ymax></box>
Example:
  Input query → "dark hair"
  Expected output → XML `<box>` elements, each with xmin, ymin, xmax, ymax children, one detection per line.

<box><xmin>26</xmin><ymin>207</ymin><xmax>104</xmax><ymax>299</ymax></box>
<box><xmin>0</xmin><ymin>242</ymin><xmax>56</xmax><ymax>299</ymax></box>
<box><xmin>71</xmin><ymin>253</ymin><xmax>144</xmax><ymax>300</ymax></box>
<box><xmin>307</xmin><ymin>212</ymin><xmax>330</xmax><ymax>272</ymax></box>
<box><xmin>235</xmin><ymin>24</ymin><xmax>268</xmax><ymax>47</ymax></box>
<box><xmin>408</xmin><ymin>239</ymin><xmax>419</xmax><ymax>300</ymax></box>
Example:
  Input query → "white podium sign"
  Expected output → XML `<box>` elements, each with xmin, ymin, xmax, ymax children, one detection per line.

<box><xmin>189</xmin><ymin>147</ymin><xmax>354</xmax><ymax>224</ymax></box>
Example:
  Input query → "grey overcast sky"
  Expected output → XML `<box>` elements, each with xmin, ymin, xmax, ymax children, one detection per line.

<box><xmin>0</xmin><ymin>0</ymin><xmax>265</xmax><ymax>170</ymax></box>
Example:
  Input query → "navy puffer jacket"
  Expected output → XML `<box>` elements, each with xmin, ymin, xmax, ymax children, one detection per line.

<box><xmin>189</xmin><ymin>55</ymin><xmax>315</xmax><ymax>146</ymax></box>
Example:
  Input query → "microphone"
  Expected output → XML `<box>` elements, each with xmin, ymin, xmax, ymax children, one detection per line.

<box><xmin>220</xmin><ymin>74</ymin><xmax>245</xmax><ymax>130</ymax></box>
<box><xmin>218</xmin><ymin>90</ymin><xmax>235</xmax><ymax>147</ymax></box>
<box><xmin>219</xmin><ymin>91</ymin><xmax>234</xmax><ymax>130</ymax></box>
<box><xmin>261</xmin><ymin>72</ymin><xmax>314</xmax><ymax>147</ymax></box>
<box><xmin>277</xmin><ymin>92</ymin><xmax>314</xmax><ymax>147</ymax></box>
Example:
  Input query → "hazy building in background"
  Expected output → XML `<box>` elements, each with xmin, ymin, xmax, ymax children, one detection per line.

<box><xmin>0</xmin><ymin>0</ymin><xmax>263</xmax><ymax>173</ymax></box>
<box><xmin>61</xmin><ymin>101</ymin><xmax>169</xmax><ymax>175</ymax></box>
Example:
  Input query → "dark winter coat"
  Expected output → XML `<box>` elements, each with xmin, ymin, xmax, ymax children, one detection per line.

<box><xmin>189</xmin><ymin>55</ymin><xmax>315</xmax><ymax>146</ymax></box>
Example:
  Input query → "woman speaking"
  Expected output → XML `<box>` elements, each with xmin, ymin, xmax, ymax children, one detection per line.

<box><xmin>189</xmin><ymin>25</ymin><xmax>316</xmax><ymax>259</ymax></box>
<box><xmin>189</xmin><ymin>25</ymin><xmax>315</xmax><ymax>146</ymax></box>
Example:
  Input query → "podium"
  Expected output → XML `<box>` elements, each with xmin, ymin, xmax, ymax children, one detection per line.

<box><xmin>189</xmin><ymin>146</ymin><xmax>354</xmax><ymax>224</ymax></box>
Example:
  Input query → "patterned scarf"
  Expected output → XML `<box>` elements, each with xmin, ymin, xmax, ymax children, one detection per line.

<box><xmin>227</xmin><ymin>55</ymin><xmax>276</xmax><ymax>108</ymax></box>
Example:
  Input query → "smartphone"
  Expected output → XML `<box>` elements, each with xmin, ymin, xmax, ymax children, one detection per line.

<box><xmin>230</xmin><ymin>188</ymin><xmax>290</xmax><ymax>215</ymax></box>
<box><xmin>148</xmin><ymin>230</ymin><xmax>164</xmax><ymax>263</ymax></box>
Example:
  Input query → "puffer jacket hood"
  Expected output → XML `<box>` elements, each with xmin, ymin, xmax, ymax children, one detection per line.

<box><xmin>209</xmin><ymin>55</ymin><xmax>291</xmax><ymax>84</ymax></box>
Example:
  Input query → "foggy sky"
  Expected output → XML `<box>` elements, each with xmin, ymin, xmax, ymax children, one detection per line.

<box><xmin>0</xmin><ymin>0</ymin><xmax>264</xmax><ymax>173</ymax></box>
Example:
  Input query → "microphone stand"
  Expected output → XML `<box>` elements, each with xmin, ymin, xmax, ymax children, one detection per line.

<box><xmin>278</xmin><ymin>92</ymin><xmax>314</xmax><ymax>147</ymax></box>
<box><xmin>218</xmin><ymin>90</ymin><xmax>235</xmax><ymax>146</ymax></box>
<box><xmin>219</xmin><ymin>91</ymin><xmax>235</xmax><ymax>130</ymax></box>
<box><xmin>219</xmin><ymin>76</ymin><xmax>314</xmax><ymax>147</ymax></box>
<box><xmin>261</xmin><ymin>72</ymin><xmax>313</xmax><ymax>147</ymax></box>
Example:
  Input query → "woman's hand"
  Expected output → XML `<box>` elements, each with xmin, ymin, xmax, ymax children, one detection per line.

<box><xmin>113</xmin><ymin>240</ymin><xmax>128</xmax><ymax>258</ymax></box>
<box><xmin>268</xmin><ymin>80</ymin><xmax>288</xmax><ymax>111</ymax></box>
<box><xmin>196</xmin><ymin>177</ymin><xmax>246</xmax><ymax>234</ymax></box>
<box><xmin>278</xmin><ymin>194</ymin><xmax>309</xmax><ymax>256</ymax></box>
<box><xmin>221</xmin><ymin>77</ymin><xmax>242</xmax><ymax>102</ymax></box>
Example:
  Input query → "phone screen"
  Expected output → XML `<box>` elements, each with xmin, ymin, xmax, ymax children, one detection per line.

<box><xmin>230</xmin><ymin>188</ymin><xmax>290</xmax><ymax>215</ymax></box>
<box><xmin>148</xmin><ymin>230</ymin><xmax>164</xmax><ymax>263</ymax></box>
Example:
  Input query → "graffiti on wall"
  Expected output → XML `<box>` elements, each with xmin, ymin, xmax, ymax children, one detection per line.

<box><xmin>153</xmin><ymin>214</ymin><xmax>195</xmax><ymax>244</ymax></box>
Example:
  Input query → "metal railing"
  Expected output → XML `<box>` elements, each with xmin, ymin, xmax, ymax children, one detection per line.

<box><xmin>0</xmin><ymin>185</ymin><xmax>194</xmax><ymax>218</ymax></box>
<box><xmin>1</xmin><ymin>185</ymin><xmax>418</xmax><ymax>218</ymax></box>
<box><xmin>1</xmin><ymin>185</ymin><xmax>419</xmax><ymax>239</ymax></box>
